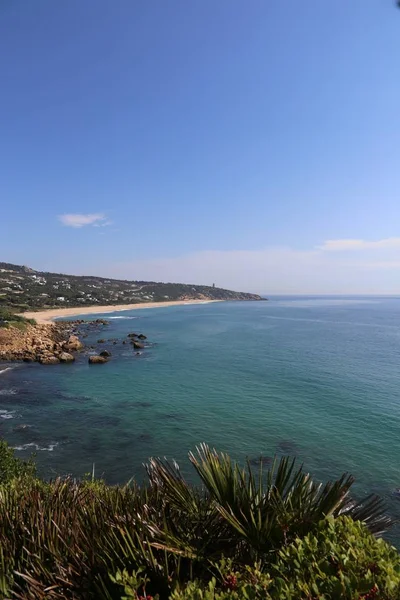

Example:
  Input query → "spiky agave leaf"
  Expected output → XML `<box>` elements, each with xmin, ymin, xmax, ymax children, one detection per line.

<box><xmin>146</xmin><ymin>457</ymin><xmax>202</xmax><ymax>516</ymax></box>
<box><xmin>337</xmin><ymin>493</ymin><xmax>393</xmax><ymax>536</ymax></box>
<box><xmin>144</xmin><ymin>456</ymin><xmax>236</xmax><ymax>566</ymax></box>
<box><xmin>188</xmin><ymin>444</ymin><xmax>394</xmax><ymax>555</ymax></box>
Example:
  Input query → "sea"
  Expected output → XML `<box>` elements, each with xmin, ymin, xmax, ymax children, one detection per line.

<box><xmin>1</xmin><ymin>296</ymin><xmax>400</xmax><ymax>542</ymax></box>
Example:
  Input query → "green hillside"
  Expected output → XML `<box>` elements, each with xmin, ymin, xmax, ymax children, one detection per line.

<box><xmin>0</xmin><ymin>262</ymin><xmax>263</xmax><ymax>311</ymax></box>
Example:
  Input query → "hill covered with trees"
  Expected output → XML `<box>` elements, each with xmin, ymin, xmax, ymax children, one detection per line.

<box><xmin>0</xmin><ymin>262</ymin><xmax>263</xmax><ymax>311</ymax></box>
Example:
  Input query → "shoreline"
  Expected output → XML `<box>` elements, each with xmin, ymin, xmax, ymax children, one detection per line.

<box><xmin>21</xmin><ymin>299</ymin><xmax>223</xmax><ymax>324</ymax></box>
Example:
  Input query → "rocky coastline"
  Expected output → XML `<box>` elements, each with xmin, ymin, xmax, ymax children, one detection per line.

<box><xmin>0</xmin><ymin>319</ymin><xmax>108</xmax><ymax>365</ymax></box>
<box><xmin>0</xmin><ymin>320</ymin><xmax>152</xmax><ymax>366</ymax></box>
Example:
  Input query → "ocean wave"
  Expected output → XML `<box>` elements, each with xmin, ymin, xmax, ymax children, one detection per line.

<box><xmin>13</xmin><ymin>442</ymin><xmax>59</xmax><ymax>452</ymax></box>
<box><xmin>0</xmin><ymin>366</ymin><xmax>19</xmax><ymax>376</ymax></box>
<box><xmin>0</xmin><ymin>388</ymin><xmax>18</xmax><ymax>396</ymax></box>
<box><xmin>0</xmin><ymin>409</ymin><xmax>16</xmax><ymax>420</ymax></box>
<box><xmin>108</xmin><ymin>316</ymin><xmax>138</xmax><ymax>320</ymax></box>
<box><xmin>180</xmin><ymin>301</ymin><xmax>214</xmax><ymax>305</ymax></box>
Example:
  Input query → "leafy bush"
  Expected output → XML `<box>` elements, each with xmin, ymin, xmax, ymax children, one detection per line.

<box><xmin>114</xmin><ymin>520</ymin><xmax>400</xmax><ymax>599</ymax></box>
<box><xmin>0</xmin><ymin>306</ymin><xmax>36</xmax><ymax>327</ymax></box>
<box><xmin>0</xmin><ymin>444</ymin><xmax>396</xmax><ymax>599</ymax></box>
<box><xmin>0</xmin><ymin>439</ymin><xmax>36</xmax><ymax>484</ymax></box>
<box><xmin>112</xmin><ymin>564</ymin><xmax>273</xmax><ymax>600</ymax></box>
<box><xmin>270</xmin><ymin>516</ymin><xmax>400</xmax><ymax>599</ymax></box>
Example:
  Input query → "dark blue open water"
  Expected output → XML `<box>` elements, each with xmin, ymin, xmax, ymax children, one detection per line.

<box><xmin>1</xmin><ymin>297</ymin><xmax>400</xmax><ymax>541</ymax></box>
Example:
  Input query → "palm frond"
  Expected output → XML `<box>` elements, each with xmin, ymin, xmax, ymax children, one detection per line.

<box><xmin>188</xmin><ymin>444</ymin><xmax>394</xmax><ymax>554</ymax></box>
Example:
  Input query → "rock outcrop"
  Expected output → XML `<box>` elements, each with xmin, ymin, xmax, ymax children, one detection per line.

<box><xmin>59</xmin><ymin>352</ymin><xmax>75</xmax><ymax>363</ymax></box>
<box><xmin>14</xmin><ymin>424</ymin><xmax>31</xmax><ymax>432</ymax></box>
<box><xmin>0</xmin><ymin>318</ymin><xmax>152</xmax><ymax>366</ymax></box>
<box><xmin>88</xmin><ymin>355</ymin><xmax>108</xmax><ymax>364</ymax></box>
<box><xmin>39</xmin><ymin>355</ymin><xmax>60</xmax><ymax>365</ymax></box>
<box><xmin>0</xmin><ymin>322</ymin><xmax>84</xmax><ymax>364</ymax></box>
<box><xmin>132</xmin><ymin>341</ymin><xmax>145</xmax><ymax>349</ymax></box>
<box><xmin>64</xmin><ymin>335</ymin><xmax>83</xmax><ymax>351</ymax></box>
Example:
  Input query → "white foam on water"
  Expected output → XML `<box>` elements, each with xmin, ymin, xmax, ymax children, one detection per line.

<box><xmin>0</xmin><ymin>388</ymin><xmax>17</xmax><ymax>396</ymax></box>
<box><xmin>0</xmin><ymin>364</ymin><xmax>21</xmax><ymax>377</ymax></box>
<box><xmin>183</xmin><ymin>301</ymin><xmax>214</xmax><ymax>305</ymax></box>
<box><xmin>0</xmin><ymin>410</ymin><xmax>16</xmax><ymax>419</ymax></box>
<box><xmin>13</xmin><ymin>442</ymin><xmax>59</xmax><ymax>452</ymax></box>
<box><xmin>108</xmin><ymin>316</ymin><xmax>139</xmax><ymax>320</ymax></box>
<box><xmin>0</xmin><ymin>367</ymin><xmax>13</xmax><ymax>376</ymax></box>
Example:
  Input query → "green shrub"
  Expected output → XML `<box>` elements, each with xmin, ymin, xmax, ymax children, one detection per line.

<box><xmin>114</xmin><ymin>519</ymin><xmax>400</xmax><ymax>599</ymax></box>
<box><xmin>114</xmin><ymin>520</ymin><xmax>400</xmax><ymax>599</ymax></box>
<box><xmin>112</xmin><ymin>564</ymin><xmax>272</xmax><ymax>600</ymax></box>
<box><xmin>0</xmin><ymin>446</ymin><xmax>396</xmax><ymax>599</ymax></box>
<box><xmin>0</xmin><ymin>307</ymin><xmax>36</xmax><ymax>327</ymax></box>
<box><xmin>0</xmin><ymin>440</ymin><xmax>36</xmax><ymax>484</ymax></box>
<box><xmin>8</xmin><ymin>319</ymin><xmax>27</xmax><ymax>330</ymax></box>
<box><xmin>269</xmin><ymin>516</ymin><xmax>400</xmax><ymax>599</ymax></box>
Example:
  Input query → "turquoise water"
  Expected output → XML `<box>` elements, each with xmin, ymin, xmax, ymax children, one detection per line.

<box><xmin>1</xmin><ymin>297</ymin><xmax>400</xmax><ymax>539</ymax></box>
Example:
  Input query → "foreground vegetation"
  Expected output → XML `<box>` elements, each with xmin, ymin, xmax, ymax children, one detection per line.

<box><xmin>0</xmin><ymin>441</ymin><xmax>398</xmax><ymax>599</ymax></box>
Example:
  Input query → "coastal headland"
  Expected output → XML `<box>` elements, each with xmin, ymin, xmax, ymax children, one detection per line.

<box><xmin>0</xmin><ymin>261</ymin><xmax>264</xmax><ymax>364</ymax></box>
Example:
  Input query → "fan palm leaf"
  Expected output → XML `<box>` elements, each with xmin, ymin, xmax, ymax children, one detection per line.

<box><xmin>188</xmin><ymin>444</ymin><xmax>394</xmax><ymax>555</ymax></box>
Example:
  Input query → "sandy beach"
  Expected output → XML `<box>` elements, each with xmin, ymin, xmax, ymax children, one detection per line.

<box><xmin>21</xmin><ymin>299</ymin><xmax>222</xmax><ymax>324</ymax></box>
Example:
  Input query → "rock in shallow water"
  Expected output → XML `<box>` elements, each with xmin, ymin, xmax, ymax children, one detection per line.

<box><xmin>88</xmin><ymin>355</ymin><xmax>108</xmax><ymax>364</ymax></box>
<box><xmin>132</xmin><ymin>341</ymin><xmax>145</xmax><ymax>349</ymax></box>
<box><xmin>59</xmin><ymin>352</ymin><xmax>75</xmax><ymax>363</ymax></box>
<box><xmin>64</xmin><ymin>335</ymin><xmax>83</xmax><ymax>352</ymax></box>
<box><xmin>13</xmin><ymin>424</ymin><xmax>32</xmax><ymax>432</ymax></box>
<box><xmin>39</xmin><ymin>356</ymin><xmax>60</xmax><ymax>365</ymax></box>
<box><xmin>277</xmin><ymin>440</ymin><xmax>299</xmax><ymax>455</ymax></box>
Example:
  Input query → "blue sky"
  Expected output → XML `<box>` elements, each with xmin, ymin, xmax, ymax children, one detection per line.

<box><xmin>1</xmin><ymin>0</ymin><xmax>399</xmax><ymax>293</ymax></box>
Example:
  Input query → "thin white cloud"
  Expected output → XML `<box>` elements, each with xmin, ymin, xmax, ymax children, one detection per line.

<box><xmin>58</xmin><ymin>213</ymin><xmax>111</xmax><ymax>228</ymax></box>
<box><xmin>358</xmin><ymin>261</ymin><xmax>400</xmax><ymax>270</ymax></box>
<box><xmin>96</xmin><ymin>238</ymin><xmax>400</xmax><ymax>295</ymax></box>
<box><xmin>318</xmin><ymin>237</ymin><xmax>400</xmax><ymax>252</ymax></box>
